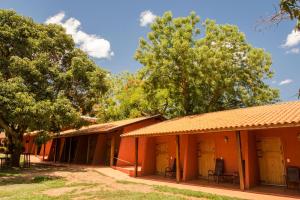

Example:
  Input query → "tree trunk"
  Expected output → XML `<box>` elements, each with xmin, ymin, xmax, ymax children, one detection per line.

<box><xmin>0</xmin><ymin>118</ymin><xmax>25</xmax><ymax>167</ymax></box>
<box><xmin>7</xmin><ymin>132</ymin><xmax>24</xmax><ymax>167</ymax></box>
<box><xmin>11</xmin><ymin>148</ymin><xmax>22</xmax><ymax>167</ymax></box>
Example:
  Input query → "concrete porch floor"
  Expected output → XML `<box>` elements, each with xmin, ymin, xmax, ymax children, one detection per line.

<box><xmin>31</xmin><ymin>156</ymin><xmax>300</xmax><ymax>200</ymax></box>
<box><xmin>94</xmin><ymin>168</ymin><xmax>300</xmax><ymax>200</ymax></box>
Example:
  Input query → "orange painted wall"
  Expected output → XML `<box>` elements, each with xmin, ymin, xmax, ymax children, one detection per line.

<box><xmin>136</xmin><ymin>126</ymin><xmax>300</xmax><ymax>190</ymax></box>
<box><xmin>247</xmin><ymin>127</ymin><xmax>300</xmax><ymax>187</ymax></box>
<box><xmin>252</xmin><ymin>127</ymin><xmax>300</xmax><ymax>167</ymax></box>
<box><xmin>136</xmin><ymin>130</ymin><xmax>250</xmax><ymax>185</ymax></box>
<box><xmin>142</xmin><ymin>136</ymin><xmax>189</xmax><ymax>175</ymax></box>
<box><xmin>241</xmin><ymin>131</ymin><xmax>259</xmax><ymax>189</ymax></box>
<box><xmin>182</xmin><ymin>134</ymin><xmax>198</xmax><ymax>181</ymax></box>
<box><xmin>92</xmin><ymin>134</ymin><xmax>106</xmax><ymax>165</ymax></box>
<box><xmin>141</xmin><ymin>137</ymin><xmax>156</xmax><ymax>175</ymax></box>
<box><xmin>116</xmin><ymin>117</ymin><xmax>164</xmax><ymax>167</ymax></box>
<box><xmin>197</xmin><ymin>132</ymin><xmax>239</xmax><ymax>173</ymax></box>
<box><xmin>23</xmin><ymin>135</ymin><xmax>37</xmax><ymax>154</ymax></box>
<box><xmin>116</xmin><ymin>137</ymin><xmax>147</xmax><ymax>166</ymax></box>
<box><xmin>123</xmin><ymin>118</ymin><xmax>163</xmax><ymax>134</ymax></box>
<box><xmin>39</xmin><ymin>140</ymin><xmax>53</xmax><ymax>159</ymax></box>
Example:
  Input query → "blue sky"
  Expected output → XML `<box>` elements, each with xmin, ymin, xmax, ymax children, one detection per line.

<box><xmin>1</xmin><ymin>0</ymin><xmax>299</xmax><ymax>101</ymax></box>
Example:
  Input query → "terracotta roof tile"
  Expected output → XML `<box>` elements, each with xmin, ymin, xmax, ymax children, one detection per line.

<box><xmin>56</xmin><ymin>115</ymin><xmax>162</xmax><ymax>137</ymax></box>
<box><xmin>122</xmin><ymin>101</ymin><xmax>300</xmax><ymax>137</ymax></box>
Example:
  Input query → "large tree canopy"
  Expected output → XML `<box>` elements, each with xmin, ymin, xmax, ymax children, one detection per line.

<box><xmin>0</xmin><ymin>10</ymin><xmax>108</xmax><ymax>166</ymax></box>
<box><xmin>96</xmin><ymin>72</ymin><xmax>148</xmax><ymax>122</ymax></box>
<box><xmin>134</xmin><ymin>11</ymin><xmax>279</xmax><ymax>118</ymax></box>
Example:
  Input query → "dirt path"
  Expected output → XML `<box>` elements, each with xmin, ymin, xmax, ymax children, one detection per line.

<box><xmin>2</xmin><ymin>162</ymin><xmax>299</xmax><ymax>200</ymax></box>
<box><xmin>39</xmin><ymin>166</ymin><xmax>154</xmax><ymax>197</ymax></box>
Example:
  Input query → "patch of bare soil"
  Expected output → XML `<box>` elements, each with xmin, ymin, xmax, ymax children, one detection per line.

<box><xmin>43</xmin><ymin>186</ymin><xmax>80</xmax><ymax>197</ymax></box>
<box><xmin>40</xmin><ymin>165</ymin><xmax>153</xmax><ymax>196</ymax></box>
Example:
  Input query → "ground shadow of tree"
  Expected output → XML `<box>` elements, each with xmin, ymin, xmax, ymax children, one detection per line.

<box><xmin>0</xmin><ymin>163</ymin><xmax>87</xmax><ymax>186</ymax></box>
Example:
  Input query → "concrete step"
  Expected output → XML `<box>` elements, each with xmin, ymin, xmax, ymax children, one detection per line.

<box><xmin>112</xmin><ymin>165</ymin><xmax>142</xmax><ymax>177</ymax></box>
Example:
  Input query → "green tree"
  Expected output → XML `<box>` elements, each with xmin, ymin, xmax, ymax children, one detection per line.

<box><xmin>263</xmin><ymin>0</ymin><xmax>300</xmax><ymax>30</ymax></box>
<box><xmin>97</xmin><ymin>72</ymin><xmax>148</xmax><ymax>121</ymax></box>
<box><xmin>135</xmin><ymin>11</ymin><xmax>279</xmax><ymax>118</ymax></box>
<box><xmin>281</xmin><ymin>0</ymin><xmax>300</xmax><ymax>30</ymax></box>
<box><xmin>0</xmin><ymin>10</ymin><xmax>108</xmax><ymax>166</ymax></box>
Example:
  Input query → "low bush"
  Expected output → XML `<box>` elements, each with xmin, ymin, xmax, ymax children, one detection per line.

<box><xmin>0</xmin><ymin>146</ymin><xmax>6</xmax><ymax>153</ymax></box>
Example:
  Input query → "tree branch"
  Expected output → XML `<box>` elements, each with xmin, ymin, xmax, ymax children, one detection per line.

<box><xmin>0</xmin><ymin>116</ymin><xmax>11</xmax><ymax>134</ymax></box>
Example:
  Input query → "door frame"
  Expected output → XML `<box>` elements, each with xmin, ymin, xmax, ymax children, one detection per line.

<box><xmin>155</xmin><ymin>142</ymin><xmax>169</xmax><ymax>175</ymax></box>
<box><xmin>256</xmin><ymin>136</ymin><xmax>286</xmax><ymax>186</ymax></box>
<box><xmin>197</xmin><ymin>139</ymin><xmax>216</xmax><ymax>179</ymax></box>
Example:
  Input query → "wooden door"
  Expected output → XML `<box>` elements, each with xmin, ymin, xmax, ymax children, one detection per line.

<box><xmin>155</xmin><ymin>143</ymin><xmax>169</xmax><ymax>175</ymax></box>
<box><xmin>197</xmin><ymin>140</ymin><xmax>215</xmax><ymax>178</ymax></box>
<box><xmin>256</xmin><ymin>137</ymin><xmax>285</xmax><ymax>185</ymax></box>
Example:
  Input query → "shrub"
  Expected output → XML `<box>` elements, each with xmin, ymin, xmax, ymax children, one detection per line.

<box><xmin>0</xmin><ymin>146</ymin><xmax>7</xmax><ymax>153</ymax></box>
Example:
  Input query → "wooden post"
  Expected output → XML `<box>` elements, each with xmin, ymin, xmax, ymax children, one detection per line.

<box><xmin>110</xmin><ymin>135</ymin><xmax>115</xmax><ymax>167</ymax></box>
<box><xmin>86</xmin><ymin>135</ymin><xmax>90</xmax><ymax>164</ymax></box>
<box><xmin>175</xmin><ymin>135</ymin><xmax>181</xmax><ymax>183</ymax></box>
<box><xmin>236</xmin><ymin>131</ymin><xmax>245</xmax><ymax>190</ymax></box>
<box><xmin>134</xmin><ymin>137</ymin><xmax>139</xmax><ymax>177</ymax></box>
<box><xmin>43</xmin><ymin>142</ymin><xmax>46</xmax><ymax>161</ymax></box>
<box><xmin>54</xmin><ymin>138</ymin><xmax>57</xmax><ymax>163</ymax></box>
<box><xmin>68</xmin><ymin>137</ymin><xmax>72</xmax><ymax>163</ymax></box>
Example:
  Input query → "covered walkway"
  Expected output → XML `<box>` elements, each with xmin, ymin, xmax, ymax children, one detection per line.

<box><xmin>30</xmin><ymin>156</ymin><xmax>300</xmax><ymax>200</ymax></box>
<box><xmin>93</xmin><ymin>166</ymin><xmax>300</xmax><ymax>200</ymax></box>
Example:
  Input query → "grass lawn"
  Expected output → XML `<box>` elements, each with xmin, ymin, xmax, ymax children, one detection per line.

<box><xmin>0</xmin><ymin>165</ymin><xmax>244</xmax><ymax>200</ymax></box>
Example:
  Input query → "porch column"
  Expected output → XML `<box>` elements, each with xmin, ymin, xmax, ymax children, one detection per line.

<box><xmin>236</xmin><ymin>131</ymin><xmax>245</xmax><ymax>190</ymax></box>
<box><xmin>110</xmin><ymin>135</ymin><xmax>115</xmax><ymax>167</ymax></box>
<box><xmin>134</xmin><ymin>137</ymin><xmax>139</xmax><ymax>177</ymax></box>
<box><xmin>86</xmin><ymin>135</ymin><xmax>90</xmax><ymax>164</ymax></box>
<box><xmin>54</xmin><ymin>138</ymin><xmax>58</xmax><ymax>163</ymax></box>
<box><xmin>68</xmin><ymin>137</ymin><xmax>72</xmax><ymax>163</ymax></box>
<box><xmin>175</xmin><ymin>135</ymin><xmax>181</xmax><ymax>183</ymax></box>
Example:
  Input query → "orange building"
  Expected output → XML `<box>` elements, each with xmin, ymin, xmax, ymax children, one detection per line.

<box><xmin>122</xmin><ymin>101</ymin><xmax>300</xmax><ymax>190</ymax></box>
<box><xmin>44</xmin><ymin>115</ymin><xmax>164</xmax><ymax>169</ymax></box>
<box><xmin>23</xmin><ymin>133</ymin><xmax>38</xmax><ymax>155</ymax></box>
<box><xmin>0</xmin><ymin>132</ymin><xmax>6</xmax><ymax>148</ymax></box>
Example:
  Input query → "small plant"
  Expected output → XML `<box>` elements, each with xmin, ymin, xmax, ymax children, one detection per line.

<box><xmin>0</xmin><ymin>146</ymin><xmax>7</xmax><ymax>154</ymax></box>
<box><xmin>32</xmin><ymin>176</ymin><xmax>53</xmax><ymax>183</ymax></box>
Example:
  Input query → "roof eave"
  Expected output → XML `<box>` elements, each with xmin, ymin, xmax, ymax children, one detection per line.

<box><xmin>121</xmin><ymin>122</ymin><xmax>300</xmax><ymax>138</ymax></box>
<box><xmin>54</xmin><ymin>114</ymin><xmax>165</xmax><ymax>138</ymax></box>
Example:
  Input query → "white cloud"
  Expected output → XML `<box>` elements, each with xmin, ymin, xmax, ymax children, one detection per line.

<box><xmin>45</xmin><ymin>11</ymin><xmax>65</xmax><ymax>24</ymax></box>
<box><xmin>140</xmin><ymin>10</ymin><xmax>156</xmax><ymax>27</ymax></box>
<box><xmin>45</xmin><ymin>12</ymin><xmax>113</xmax><ymax>59</ymax></box>
<box><xmin>279</xmin><ymin>79</ymin><xmax>293</xmax><ymax>86</ymax></box>
<box><xmin>283</xmin><ymin>30</ymin><xmax>300</xmax><ymax>48</ymax></box>
<box><xmin>286</xmin><ymin>48</ymin><xmax>300</xmax><ymax>54</ymax></box>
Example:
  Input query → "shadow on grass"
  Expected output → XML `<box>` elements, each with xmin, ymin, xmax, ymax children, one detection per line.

<box><xmin>154</xmin><ymin>185</ymin><xmax>244</xmax><ymax>200</ymax></box>
<box><xmin>0</xmin><ymin>163</ymin><xmax>87</xmax><ymax>186</ymax></box>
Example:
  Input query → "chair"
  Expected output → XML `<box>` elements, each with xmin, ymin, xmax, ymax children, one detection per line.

<box><xmin>286</xmin><ymin>166</ymin><xmax>300</xmax><ymax>189</ymax></box>
<box><xmin>208</xmin><ymin>158</ymin><xmax>224</xmax><ymax>183</ymax></box>
<box><xmin>165</xmin><ymin>158</ymin><xmax>176</xmax><ymax>178</ymax></box>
